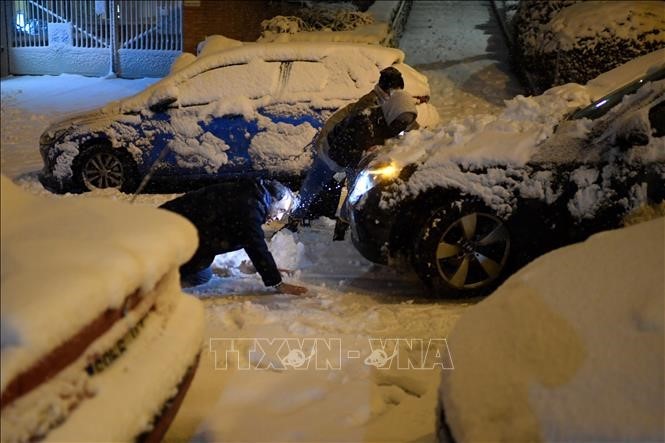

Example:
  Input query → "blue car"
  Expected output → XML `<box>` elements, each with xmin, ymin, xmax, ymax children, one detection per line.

<box><xmin>38</xmin><ymin>42</ymin><xmax>438</xmax><ymax>194</ymax></box>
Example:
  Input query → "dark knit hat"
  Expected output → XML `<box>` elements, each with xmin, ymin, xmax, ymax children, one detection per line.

<box><xmin>378</xmin><ymin>67</ymin><xmax>404</xmax><ymax>92</ymax></box>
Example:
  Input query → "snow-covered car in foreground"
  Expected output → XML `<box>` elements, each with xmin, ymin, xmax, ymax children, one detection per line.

<box><xmin>1</xmin><ymin>176</ymin><xmax>203</xmax><ymax>441</ymax></box>
<box><xmin>345</xmin><ymin>49</ymin><xmax>665</xmax><ymax>297</ymax></box>
<box><xmin>38</xmin><ymin>42</ymin><xmax>438</xmax><ymax>194</ymax></box>
<box><xmin>437</xmin><ymin>216</ymin><xmax>664</xmax><ymax>442</ymax></box>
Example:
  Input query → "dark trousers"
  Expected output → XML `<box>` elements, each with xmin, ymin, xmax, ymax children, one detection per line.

<box><xmin>179</xmin><ymin>247</ymin><xmax>217</xmax><ymax>286</ymax></box>
<box><xmin>292</xmin><ymin>155</ymin><xmax>345</xmax><ymax>220</ymax></box>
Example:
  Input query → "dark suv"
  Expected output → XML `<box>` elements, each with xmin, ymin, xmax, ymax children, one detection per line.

<box><xmin>345</xmin><ymin>55</ymin><xmax>665</xmax><ymax>298</ymax></box>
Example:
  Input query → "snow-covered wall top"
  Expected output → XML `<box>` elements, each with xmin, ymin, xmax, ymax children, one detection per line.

<box><xmin>513</xmin><ymin>0</ymin><xmax>665</xmax><ymax>91</ymax></box>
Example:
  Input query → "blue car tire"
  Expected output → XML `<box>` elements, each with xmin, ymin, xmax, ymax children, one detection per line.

<box><xmin>74</xmin><ymin>145</ymin><xmax>139</xmax><ymax>193</ymax></box>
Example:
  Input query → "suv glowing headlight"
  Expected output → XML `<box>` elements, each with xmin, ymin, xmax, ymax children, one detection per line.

<box><xmin>348</xmin><ymin>163</ymin><xmax>400</xmax><ymax>205</ymax></box>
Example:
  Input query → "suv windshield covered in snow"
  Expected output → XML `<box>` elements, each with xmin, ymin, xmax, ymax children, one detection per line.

<box><xmin>569</xmin><ymin>67</ymin><xmax>665</xmax><ymax>121</ymax></box>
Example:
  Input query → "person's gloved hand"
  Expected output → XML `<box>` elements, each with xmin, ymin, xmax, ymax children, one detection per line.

<box><xmin>275</xmin><ymin>282</ymin><xmax>308</xmax><ymax>295</ymax></box>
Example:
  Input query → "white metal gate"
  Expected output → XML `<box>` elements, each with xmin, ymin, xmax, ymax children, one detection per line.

<box><xmin>4</xmin><ymin>0</ymin><xmax>182</xmax><ymax>78</ymax></box>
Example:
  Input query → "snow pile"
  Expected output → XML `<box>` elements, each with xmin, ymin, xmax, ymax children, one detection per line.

<box><xmin>440</xmin><ymin>217</ymin><xmax>664</xmax><ymax>442</ymax></box>
<box><xmin>210</xmin><ymin>228</ymin><xmax>309</xmax><ymax>279</ymax></box>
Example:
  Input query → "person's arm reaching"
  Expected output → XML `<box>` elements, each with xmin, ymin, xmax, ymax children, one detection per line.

<box><xmin>243</xmin><ymin>213</ymin><xmax>307</xmax><ymax>295</ymax></box>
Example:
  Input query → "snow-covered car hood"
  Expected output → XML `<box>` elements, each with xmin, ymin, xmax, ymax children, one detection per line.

<box><xmin>374</xmin><ymin>81</ymin><xmax>592</xmax><ymax>172</ymax></box>
<box><xmin>39</xmin><ymin>105</ymin><xmax>126</xmax><ymax>145</ymax></box>
<box><xmin>40</xmin><ymin>101</ymin><xmax>133</xmax><ymax>144</ymax></box>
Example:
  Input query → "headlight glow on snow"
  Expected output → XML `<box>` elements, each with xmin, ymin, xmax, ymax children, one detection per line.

<box><xmin>348</xmin><ymin>162</ymin><xmax>400</xmax><ymax>205</ymax></box>
<box><xmin>368</xmin><ymin>163</ymin><xmax>399</xmax><ymax>179</ymax></box>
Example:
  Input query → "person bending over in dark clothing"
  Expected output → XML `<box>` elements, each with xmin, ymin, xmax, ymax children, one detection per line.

<box><xmin>159</xmin><ymin>178</ymin><xmax>307</xmax><ymax>295</ymax></box>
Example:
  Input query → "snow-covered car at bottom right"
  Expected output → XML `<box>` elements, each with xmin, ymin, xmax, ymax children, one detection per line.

<box><xmin>344</xmin><ymin>49</ymin><xmax>665</xmax><ymax>298</ymax></box>
<box><xmin>437</xmin><ymin>216</ymin><xmax>664</xmax><ymax>441</ymax></box>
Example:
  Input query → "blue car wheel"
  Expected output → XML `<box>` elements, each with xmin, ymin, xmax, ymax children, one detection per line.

<box><xmin>75</xmin><ymin>145</ymin><xmax>139</xmax><ymax>193</ymax></box>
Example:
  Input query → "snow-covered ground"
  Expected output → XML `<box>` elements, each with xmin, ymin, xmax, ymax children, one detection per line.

<box><xmin>400</xmin><ymin>1</ymin><xmax>524</xmax><ymax>118</ymax></box>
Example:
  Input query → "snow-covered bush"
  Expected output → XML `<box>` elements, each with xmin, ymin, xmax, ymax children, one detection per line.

<box><xmin>513</xmin><ymin>0</ymin><xmax>665</xmax><ymax>92</ymax></box>
<box><xmin>259</xmin><ymin>2</ymin><xmax>374</xmax><ymax>41</ymax></box>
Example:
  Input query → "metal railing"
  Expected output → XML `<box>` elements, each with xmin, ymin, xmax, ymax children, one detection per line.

<box><xmin>9</xmin><ymin>1</ymin><xmax>181</xmax><ymax>52</ymax></box>
<box><xmin>118</xmin><ymin>0</ymin><xmax>182</xmax><ymax>51</ymax></box>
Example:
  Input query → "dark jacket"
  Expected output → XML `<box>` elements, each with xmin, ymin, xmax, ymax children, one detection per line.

<box><xmin>326</xmin><ymin>91</ymin><xmax>413</xmax><ymax>169</ymax></box>
<box><xmin>159</xmin><ymin>178</ymin><xmax>281</xmax><ymax>287</ymax></box>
